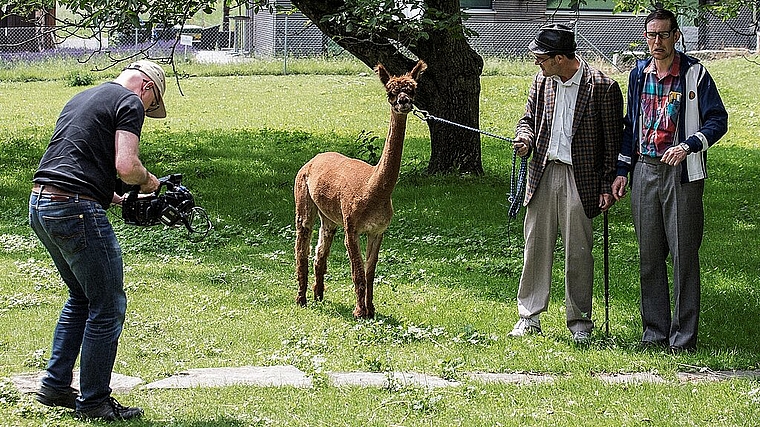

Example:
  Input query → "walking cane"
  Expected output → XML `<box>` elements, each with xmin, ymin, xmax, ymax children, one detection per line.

<box><xmin>604</xmin><ymin>210</ymin><xmax>610</xmax><ymax>336</ymax></box>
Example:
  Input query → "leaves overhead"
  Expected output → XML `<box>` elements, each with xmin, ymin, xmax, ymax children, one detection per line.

<box><xmin>612</xmin><ymin>0</ymin><xmax>759</xmax><ymax>22</ymax></box>
<box><xmin>321</xmin><ymin>0</ymin><xmax>470</xmax><ymax>50</ymax></box>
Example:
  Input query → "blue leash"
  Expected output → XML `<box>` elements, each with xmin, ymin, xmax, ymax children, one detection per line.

<box><xmin>508</xmin><ymin>149</ymin><xmax>528</xmax><ymax>219</ymax></box>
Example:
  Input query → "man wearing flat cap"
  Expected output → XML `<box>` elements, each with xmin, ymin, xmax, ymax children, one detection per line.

<box><xmin>30</xmin><ymin>60</ymin><xmax>168</xmax><ymax>421</ymax></box>
<box><xmin>508</xmin><ymin>24</ymin><xmax>623</xmax><ymax>343</ymax></box>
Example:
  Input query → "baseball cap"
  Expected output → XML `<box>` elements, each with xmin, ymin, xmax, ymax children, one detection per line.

<box><xmin>124</xmin><ymin>60</ymin><xmax>167</xmax><ymax>118</ymax></box>
<box><xmin>529</xmin><ymin>23</ymin><xmax>577</xmax><ymax>55</ymax></box>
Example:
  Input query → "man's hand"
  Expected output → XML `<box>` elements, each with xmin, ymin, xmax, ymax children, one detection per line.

<box><xmin>661</xmin><ymin>145</ymin><xmax>689</xmax><ymax>166</ymax></box>
<box><xmin>140</xmin><ymin>172</ymin><xmax>160</xmax><ymax>194</ymax></box>
<box><xmin>599</xmin><ymin>193</ymin><xmax>614</xmax><ymax>211</ymax></box>
<box><xmin>513</xmin><ymin>137</ymin><xmax>530</xmax><ymax>157</ymax></box>
<box><xmin>611</xmin><ymin>176</ymin><xmax>628</xmax><ymax>201</ymax></box>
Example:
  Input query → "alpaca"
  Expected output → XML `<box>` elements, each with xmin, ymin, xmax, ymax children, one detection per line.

<box><xmin>294</xmin><ymin>60</ymin><xmax>427</xmax><ymax>319</ymax></box>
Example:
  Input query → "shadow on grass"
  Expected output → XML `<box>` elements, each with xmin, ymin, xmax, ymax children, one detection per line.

<box><xmin>307</xmin><ymin>298</ymin><xmax>408</xmax><ymax>327</ymax></box>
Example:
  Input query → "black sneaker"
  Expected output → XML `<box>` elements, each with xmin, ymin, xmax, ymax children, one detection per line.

<box><xmin>75</xmin><ymin>397</ymin><xmax>144</xmax><ymax>421</ymax></box>
<box><xmin>35</xmin><ymin>384</ymin><xmax>78</xmax><ymax>409</ymax></box>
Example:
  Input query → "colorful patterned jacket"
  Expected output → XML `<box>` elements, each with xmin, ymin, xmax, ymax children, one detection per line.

<box><xmin>617</xmin><ymin>52</ymin><xmax>728</xmax><ymax>183</ymax></box>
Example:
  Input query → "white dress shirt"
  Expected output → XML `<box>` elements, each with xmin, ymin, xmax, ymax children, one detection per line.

<box><xmin>547</xmin><ymin>62</ymin><xmax>584</xmax><ymax>165</ymax></box>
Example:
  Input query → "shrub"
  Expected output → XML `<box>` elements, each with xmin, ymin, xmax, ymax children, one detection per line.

<box><xmin>65</xmin><ymin>70</ymin><xmax>95</xmax><ymax>86</ymax></box>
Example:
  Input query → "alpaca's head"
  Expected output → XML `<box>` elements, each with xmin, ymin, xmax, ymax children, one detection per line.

<box><xmin>374</xmin><ymin>60</ymin><xmax>427</xmax><ymax>114</ymax></box>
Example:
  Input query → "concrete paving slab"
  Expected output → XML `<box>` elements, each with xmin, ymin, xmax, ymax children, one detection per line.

<box><xmin>468</xmin><ymin>372</ymin><xmax>555</xmax><ymax>385</ymax></box>
<box><xmin>328</xmin><ymin>371</ymin><xmax>459</xmax><ymax>388</ymax></box>
<box><xmin>12</xmin><ymin>366</ymin><xmax>758</xmax><ymax>394</ymax></box>
<box><xmin>11</xmin><ymin>371</ymin><xmax>143</xmax><ymax>394</ymax></box>
<box><xmin>143</xmin><ymin>365</ymin><xmax>312</xmax><ymax>389</ymax></box>
<box><xmin>596</xmin><ymin>372</ymin><xmax>665</xmax><ymax>384</ymax></box>
<box><xmin>678</xmin><ymin>370</ymin><xmax>760</xmax><ymax>383</ymax></box>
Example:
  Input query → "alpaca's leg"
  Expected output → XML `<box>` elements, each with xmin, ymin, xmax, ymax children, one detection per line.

<box><xmin>294</xmin><ymin>174</ymin><xmax>316</xmax><ymax>307</ymax></box>
<box><xmin>295</xmin><ymin>230</ymin><xmax>312</xmax><ymax>306</ymax></box>
<box><xmin>313</xmin><ymin>218</ymin><xmax>337</xmax><ymax>301</ymax></box>
<box><xmin>364</xmin><ymin>233</ymin><xmax>384</xmax><ymax>319</ymax></box>
<box><xmin>344</xmin><ymin>229</ymin><xmax>368</xmax><ymax>318</ymax></box>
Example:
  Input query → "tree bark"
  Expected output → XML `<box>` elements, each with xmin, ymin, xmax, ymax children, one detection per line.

<box><xmin>414</xmin><ymin>1</ymin><xmax>484</xmax><ymax>174</ymax></box>
<box><xmin>291</xmin><ymin>0</ymin><xmax>484</xmax><ymax>175</ymax></box>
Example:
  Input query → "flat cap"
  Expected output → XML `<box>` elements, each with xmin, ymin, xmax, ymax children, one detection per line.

<box><xmin>529</xmin><ymin>23</ymin><xmax>577</xmax><ymax>55</ymax></box>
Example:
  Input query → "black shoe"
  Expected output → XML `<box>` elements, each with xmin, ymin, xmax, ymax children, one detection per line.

<box><xmin>75</xmin><ymin>397</ymin><xmax>144</xmax><ymax>421</ymax></box>
<box><xmin>35</xmin><ymin>384</ymin><xmax>78</xmax><ymax>409</ymax></box>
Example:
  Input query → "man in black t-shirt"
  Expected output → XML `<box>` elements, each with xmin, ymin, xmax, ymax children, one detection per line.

<box><xmin>30</xmin><ymin>60</ymin><xmax>167</xmax><ymax>421</ymax></box>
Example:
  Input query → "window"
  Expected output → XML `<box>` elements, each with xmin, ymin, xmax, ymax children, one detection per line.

<box><xmin>461</xmin><ymin>0</ymin><xmax>492</xmax><ymax>9</ymax></box>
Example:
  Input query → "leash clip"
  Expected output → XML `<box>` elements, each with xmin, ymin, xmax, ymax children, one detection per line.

<box><xmin>412</xmin><ymin>107</ymin><xmax>430</xmax><ymax>121</ymax></box>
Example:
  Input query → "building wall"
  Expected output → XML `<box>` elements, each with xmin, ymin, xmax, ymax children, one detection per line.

<box><xmin>464</xmin><ymin>0</ymin><xmax>546</xmax><ymax>23</ymax></box>
<box><xmin>250</xmin><ymin>0</ymin><xmax>325</xmax><ymax>57</ymax></box>
<box><xmin>465</xmin><ymin>16</ymin><xmax>646</xmax><ymax>58</ymax></box>
<box><xmin>252</xmin><ymin>11</ymin><xmax>275</xmax><ymax>55</ymax></box>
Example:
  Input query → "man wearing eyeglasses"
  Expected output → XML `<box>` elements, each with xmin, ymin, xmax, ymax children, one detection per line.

<box><xmin>508</xmin><ymin>24</ymin><xmax>623</xmax><ymax>343</ymax></box>
<box><xmin>30</xmin><ymin>60</ymin><xmax>167</xmax><ymax>420</ymax></box>
<box><xmin>611</xmin><ymin>8</ymin><xmax>728</xmax><ymax>354</ymax></box>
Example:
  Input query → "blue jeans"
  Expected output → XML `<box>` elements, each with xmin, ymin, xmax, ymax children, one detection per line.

<box><xmin>29</xmin><ymin>193</ymin><xmax>126</xmax><ymax>411</ymax></box>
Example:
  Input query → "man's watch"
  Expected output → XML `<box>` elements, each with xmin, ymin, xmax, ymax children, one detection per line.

<box><xmin>679</xmin><ymin>142</ymin><xmax>691</xmax><ymax>154</ymax></box>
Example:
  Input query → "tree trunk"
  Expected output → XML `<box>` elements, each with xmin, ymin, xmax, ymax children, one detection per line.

<box><xmin>291</xmin><ymin>0</ymin><xmax>484</xmax><ymax>175</ymax></box>
<box><xmin>415</xmin><ymin>33</ymin><xmax>484</xmax><ymax>175</ymax></box>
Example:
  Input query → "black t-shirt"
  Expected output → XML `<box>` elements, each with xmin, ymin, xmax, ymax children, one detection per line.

<box><xmin>33</xmin><ymin>82</ymin><xmax>145</xmax><ymax>207</ymax></box>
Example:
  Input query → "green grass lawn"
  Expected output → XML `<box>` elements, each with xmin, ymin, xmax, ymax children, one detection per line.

<box><xmin>0</xmin><ymin>56</ymin><xmax>759</xmax><ymax>426</ymax></box>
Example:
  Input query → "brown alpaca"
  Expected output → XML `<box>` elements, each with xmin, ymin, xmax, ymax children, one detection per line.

<box><xmin>294</xmin><ymin>60</ymin><xmax>427</xmax><ymax>319</ymax></box>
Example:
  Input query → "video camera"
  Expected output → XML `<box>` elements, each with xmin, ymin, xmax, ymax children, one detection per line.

<box><xmin>121</xmin><ymin>174</ymin><xmax>211</xmax><ymax>240</ymax></box>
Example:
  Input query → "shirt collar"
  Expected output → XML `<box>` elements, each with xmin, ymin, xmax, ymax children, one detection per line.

<box><xmin>644</xmin><ymin>53</ymin><xmax>681</xmax><ymax>77</ymax></box>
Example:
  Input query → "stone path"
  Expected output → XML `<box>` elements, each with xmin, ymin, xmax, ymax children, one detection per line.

<box><xmin>11</xmin><ymin>366</ymin><xmax>760</xmax><ymax>395</ymax></box>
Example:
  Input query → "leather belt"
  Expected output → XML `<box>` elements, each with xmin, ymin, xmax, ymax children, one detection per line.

<box><xmin>549</xmin><ymin>159</ymin><xmax>570</xmax><ymax>166</ymax></box>
<box><xmin>32</xmin><ymin>184</ymin><xmax>98</xmax><ymax>202</ymax></box>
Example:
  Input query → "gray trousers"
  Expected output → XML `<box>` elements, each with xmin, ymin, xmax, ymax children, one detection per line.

<box><xmin>632</xmin><ymin>156</ymin><xmax>704</xmax><ymax>349</ymax></box>
<box><xmin>517</xmin><ymin>162</ymin><xmax>595</xmax><ymax>334</ymax></box>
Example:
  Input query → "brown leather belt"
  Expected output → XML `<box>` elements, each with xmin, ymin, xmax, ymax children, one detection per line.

<box><xmin>32</xmin><ymin>184</ymin><xmax>98</xmax><ymax>202</ymax></box>
<box><xmin>549</xmin><ymin>159</ymin><xmax>570</xmax><ymax>166</ymax></box>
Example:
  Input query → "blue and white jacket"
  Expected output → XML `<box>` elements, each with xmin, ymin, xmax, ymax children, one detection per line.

<box><xmin>617</xmin><ymin>52</ymin><xmax>728</xmax><ymax>182</ymax></box>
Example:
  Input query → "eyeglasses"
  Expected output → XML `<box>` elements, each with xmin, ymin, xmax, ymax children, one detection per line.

<box><xmin>142</xmin><ymin>79</ymin><xmax>160</xmax><ymax>113</ymax></box>
<box><xmin>645</xmin><ymin>30</ymin><xmax>675</xmax><ymax>40</ymax></box>
<box><xmin>534</xmin><ymin>55</ymin><xmax>553</xmax><ymax>65</ymax></box>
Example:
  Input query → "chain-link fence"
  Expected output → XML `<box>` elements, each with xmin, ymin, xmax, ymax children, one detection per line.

<box><xmin>697</xmin><ymin>9</ymin><xmax>758</xmax><ymax>51</ymax></box>
<box><xmin>467</xmin><ymin>12</ymin><xmax>757</xmax><ymax>57</ymax></box>
<box><xmin>1</xmin><ymin>9</ymin><xmax>757</xmax><ymax>59</ymax></box>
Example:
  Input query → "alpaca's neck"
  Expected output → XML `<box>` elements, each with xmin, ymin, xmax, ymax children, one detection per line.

<box><xmin>367</xmin><ymin>110</ymin><xmax>407</xmax><ymax>197</ymax></box>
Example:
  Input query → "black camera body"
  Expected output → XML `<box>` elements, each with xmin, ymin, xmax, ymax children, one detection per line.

<box><xmin>122</xmin><ymin>174</ymin><xmax>195</xmax><ymax>227</ymax></box>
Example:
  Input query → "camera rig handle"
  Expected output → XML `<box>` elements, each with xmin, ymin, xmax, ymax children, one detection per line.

<box><xmin>118</xmin><ymin>173</ymin><xmax>181</xmax><ymax>198</ymax></box>
<box><xmin>158</xmin><ymin>173</ymin><xmax>183</xmax><ymax>191</ymax></box>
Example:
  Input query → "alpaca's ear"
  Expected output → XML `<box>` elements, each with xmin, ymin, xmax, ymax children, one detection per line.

<box><xmin>410</xmin><ymin>60</ymin><xmax>427</xmax><ymax>81</ymax></box>
<box><xmin>375</xmin><ymin>64</ymin><xmax>391</xmax><ymax>85</ymax></box>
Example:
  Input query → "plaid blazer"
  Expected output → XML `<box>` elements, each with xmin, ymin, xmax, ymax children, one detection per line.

<box><xmin>515</xmin><ymin>59</ymin><xmax>623</xmax><ymax>219</ymax></box>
